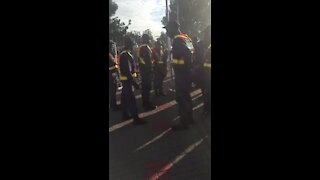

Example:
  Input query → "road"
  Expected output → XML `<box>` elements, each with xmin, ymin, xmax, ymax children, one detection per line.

<box><xmin>109</xmin><ymin>76</ymin><xmax>211</xmax><ymax>180</ymax></box>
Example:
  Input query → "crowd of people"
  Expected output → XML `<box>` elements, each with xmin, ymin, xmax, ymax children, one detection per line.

<box><xmin>109</xmin><ymin>20</ymin><xmax>211</xmax><ymax>130</ymax></box>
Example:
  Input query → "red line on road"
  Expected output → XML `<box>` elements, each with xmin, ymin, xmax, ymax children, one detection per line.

<box><xmin>147</xmin><ymin>136</ymin><xmax>208</xmax><ymax>180</ymax></box>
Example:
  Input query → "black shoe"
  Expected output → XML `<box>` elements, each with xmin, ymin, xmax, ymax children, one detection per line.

<box><xmin>172</xmin><ymin>123</ymin><xmax>189</xmax><ymax>131</ymax></box>
<box><xmin>133</xmin><ymin>118</ymin><xmax>148</xmax><ymax>125</ymax></box>
<box><xmin>143</xmin><ymin>104</ymin><xmax>157</xmax><ymax>111</ymax></box>
<box><xmin>111</xmin><ymin>105</ymin><xmax>121</xmax><ymax>111</ymax></box>
<box><xmin>159</xmin><ymin>91</ymin><xmax>166</xmax><ymax>96</ymax></box>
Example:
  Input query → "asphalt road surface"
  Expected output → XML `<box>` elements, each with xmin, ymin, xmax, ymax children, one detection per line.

<box><xmin>109</xmin><ymin>75</ymin><xmax>211</xmax><ymax>180</ymax></box>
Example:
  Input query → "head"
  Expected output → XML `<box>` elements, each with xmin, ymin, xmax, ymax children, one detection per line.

<box><xmin>124</xmin><ymin>36</ymin><xmax>134</xmax><ymax>51</ymax></box>
<box><xmin>142</xmin><ymin>34</ymin><xmax>150</xmax><ymax>44</ymax></box>
<box><xmin>163</xmin><ymin>21</ymin><xmax>180</xmax><ymax>38</ymax></box>
<box><xmin>155</xmin><ymin>40</ymin><xmax>162</xmax><ymax>49</ymax></box>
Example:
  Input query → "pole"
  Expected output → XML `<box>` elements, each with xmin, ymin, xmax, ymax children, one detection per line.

<box><xmin>166</xmin><ymin>0</ymin><xmax>175</xmax><ymax>92</ymax></box>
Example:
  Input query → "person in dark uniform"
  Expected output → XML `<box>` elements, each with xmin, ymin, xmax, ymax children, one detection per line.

<box><xmin>119</xmin><ymin>36</ymin><xmax>147</xmax><ymax>124</ymax></box>
<box><xmin>163</xmin><ymin>21</ymin><xmax>195</xmax><ymax>130</ymax></box>
<box><xmin>201</xmin><ymin>25</ymin><xmax>212</xmax><ymax>115</ymax></box>
<box><xmin>109</xmin><ymin>40</ymin><xmax>120</xmax><ymax>111</ymax></box>
<box><xmin>138</xmin><ymin>34</ymin><xmax>156</xmax><ymax>110</ymax></box>
<box><xmin>153</xmin><ymin>40</ymin><xmax>167</xmax><ymax>96</ymax></box>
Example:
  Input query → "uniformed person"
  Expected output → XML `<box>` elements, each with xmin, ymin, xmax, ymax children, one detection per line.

<box><xmin>163</xmin><ymin>21</ymin><xmax>195</xmax><ymax>130</ymax></box>
<box><xmin>153</xmin><ymin>40</ymin><xmax>167</xmax><ymax>96</ymax></box>
<box><xmin>138</xmin><ymin>34</ymin><xmax>156</xmax><ymax>110</ymax></box>
<box><xmin>119</xmin><ymin>37</ymin><xmax>147</xmax><ymax>124</ymax></box>
<box><xmin>109</xmin><ymin>40</ymin><xmax>120</xmax><ymax>111</ymax></box>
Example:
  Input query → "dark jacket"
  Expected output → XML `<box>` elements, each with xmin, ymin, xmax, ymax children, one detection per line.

<box><xmin>171</xmin><ymin>34</ymin><xmax>194</xmax><ymax>73</ymax></box>
<box><xmin>139</xmin><ymin>44</ymin><xmax>153</xmax><ymax>72</ymax></box>
<box><xmin>153</xmin><ymin>47</ymin><xmax>167</xmax><ymax>73</ymax></box>
<box><xmin>119</xmin><ymin>50</ymin><xmax>135</xmax><ymax>81</ymax></box>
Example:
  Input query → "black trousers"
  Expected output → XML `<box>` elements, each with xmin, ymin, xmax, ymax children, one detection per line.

<box><xmin>192</xmin><ymin>66</ymin><xmax>206</xmax><ymax>93</ymax></box>
<box><xmin>174</xmin><ymin>71</ymin><xmax>193</xmax><ymax>124</ymax></box>
<box><xmin>154</xmin><ymin>66</ymin><xmax>166</xmax><ymax>93</ymax></box>
<box><xmin>120</xmin><ymin>80</ymin><xmax>139</xmax><ymax>119</ymax></box>
<box><xmin>140</xmin><ymin>67</ymin><xmax>152</xmax><ymax>106</ymax></box>
<box><xmin>203</xmin><ymin>70</ymin><xmax>211</xmax><ymax>112</ymax></box>
<box><xmin>109</xmin><ymin>75</ymin><xmax>117</xmax><ymax>108</ymax></box>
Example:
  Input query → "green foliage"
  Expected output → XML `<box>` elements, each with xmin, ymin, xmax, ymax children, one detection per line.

<box><xmin>158</xmin><ymin>31</ymin><xmax>168</xmax><ymax>47</ymax></box>
<box><xmin>109</xmin><ymin>0</ymin><xmax>131</xmax><ymax>46</ymax></box>
<box><xmin>143</xmin><ymin>29</ymin><xmax>154</xmax><ymax>41</ymax></box>
<box><xmin>143</xmin><ymin>29</ymin><xmax>156</xmax><ymax>46</ymax></box>
<box><xmin>162</xmin><ymin>0</ymin><xmax>211</xmax><ymax>38</ymax></box>
<box><xmin>127</xmin><ymin>31</ymin><xmax>142</xmax><ymax>45</ymax></box>
<box><xmin>109</xmin><ymin>17</ymin><xmax>131</xmax><ymax>45</ymax></box>
<box><xmin>109</xmin><ymin>0</ymin><xmax>118</xmax><ymax>18</ymax></box>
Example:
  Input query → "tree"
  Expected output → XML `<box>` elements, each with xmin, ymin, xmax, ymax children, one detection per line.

<box><xmin>109</xmin><ymin>0</ymin><xmax>118</xmax><ymax>18</ymax></box>
<box><xmin>162</xmin><ymin>0</ymin><xmax>211</xmax><ymax>38</ymax></box>
<box><xmin>159</xmin><ymin>31</ymin><xmax>168</xmax><ymax>46</ymax></box>
<box><xmin>143</xmin><ymin>29</ymin><xmax>154</xmax><ymax>40</ymax></box>
<box><xmin>127</xmin><ymin>31</ymin><xmax>142</xmax><ymax>45</ymax></box>
<box><xmin>142</xmin><ymin>29</ymin><xmax>155</xmax><ymax>46</ymax></box>
<box><xmin>108</xmin><ymin>0</ymin><xmax>132</xmax><ymax>46</ymax></box>
<box><xmin>109</xmin><ymin>17</ymin><xmax>131</xmax><ymax>45</ymax></box>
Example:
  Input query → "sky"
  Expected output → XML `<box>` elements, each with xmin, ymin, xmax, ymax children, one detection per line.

<box><xmin>113</xmin><ymin>0</ymin><xmax>167</xmax><ymax>38</ymax></box>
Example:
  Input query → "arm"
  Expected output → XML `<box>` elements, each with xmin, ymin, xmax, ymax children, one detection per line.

<box><xmin>127</xmin><ymin>55</ymin><xmax>140</xmax><ymax>89</ymax></box>
<box><xmin>120</xmin><ymin>53</ymin><xmax>133</xmax><ymax>81</ymax></box>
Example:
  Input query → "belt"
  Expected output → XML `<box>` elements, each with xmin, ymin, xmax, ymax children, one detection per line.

<box><xmin>139</xmin><ymin>58</ymin><xmax>146</xmax><ymax>64</ymax></box>
<box><xmin>109</xmin><ymin>66</ymin><xmax>117</xmax><ymax>70</ymax></box>
<box><xmin>119</xmin><ymin>72</ymin><xmax>137</xmax><ymax>81</ymax></box>
<box><xmin>171</xmin><ymin>58</ymin><xmax>185</xmax><ymax>65</ymax></box>
<box><xmin>203</xmin><ymin>63</ymin><xmax>211</xmax><ymax>68</ymax></box>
